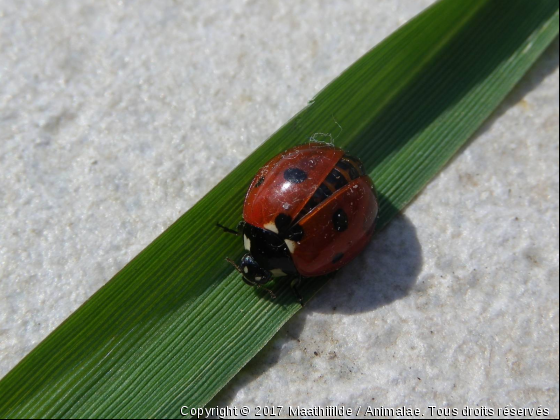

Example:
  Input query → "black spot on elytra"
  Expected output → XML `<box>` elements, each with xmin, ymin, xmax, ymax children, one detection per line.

<box><xmin>284</xmin><ymin>167</ymin><xmax>307</xmax><ymax>184</ymax></box>
<box><xmin>333</xmin><ymin>208</ymin><xmax>348</xmax><ymax>232</ymax></box>
<box><xmin>254</xmin><ymin>176</ymin><xmax>265</xmax><ymax>188</ymax></box>
<box><xmin>275</xmin><ymin>213</ymin><xmax>292</xmax><ymax>234</ymax></box>
<box><xmin>286</xmin><ymin>224</ymin><xmax>304</xmax><ymax>241</ymax></box>
<box><xmin>332</xmin><ymin>253</ymin><xmax>344</xmax><ymax>264</ymax></box>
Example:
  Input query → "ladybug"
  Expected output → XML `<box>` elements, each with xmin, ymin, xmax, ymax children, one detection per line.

<box><xmin>219</xmin><ymin>143</ymin><xmax>379</xmax><ymax>303</ymax></box>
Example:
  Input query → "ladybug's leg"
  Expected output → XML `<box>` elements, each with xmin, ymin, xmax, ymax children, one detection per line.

<box><xmin>217</xmin><ymin>221</ymin><xmax>245</xmax><ymax>236</ymax></box>
<box><xmin>243</xmin><ymin>277</ymin><xmax>277</xmax><ymax>300</ymax></box>
<box><xmin>290</xmin><ymin>276</ymin><xmax>304</xmax><ymax>306</ymax></box>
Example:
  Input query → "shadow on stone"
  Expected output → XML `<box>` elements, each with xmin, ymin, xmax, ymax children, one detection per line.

<box><xmin>308</xmin><ymin>214</ymin><xmax>422</xmax><ymax>314</ymax></box>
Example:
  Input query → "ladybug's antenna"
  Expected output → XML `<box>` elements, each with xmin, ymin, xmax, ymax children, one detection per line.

<box><xmin>225</xmin><ymin>258</ymin><xmax>276</xmax><ymax>299</ymax></box>
<box><xmin>217</xmin><ymin>223</ymin><xmax>240</xmax><ymax>236</ymax></box>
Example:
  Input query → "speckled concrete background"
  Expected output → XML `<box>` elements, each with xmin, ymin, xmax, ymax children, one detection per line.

<box><xmin>0</xmin><ymin>1</ymin><xmax>558</xmax><ymax>417</ymax></box>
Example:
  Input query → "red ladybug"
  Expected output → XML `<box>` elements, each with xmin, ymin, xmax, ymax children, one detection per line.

<box><xmin>219</xmin><ymin>143</ymin><xmax>379</xmax><ymax>302</ymax></box>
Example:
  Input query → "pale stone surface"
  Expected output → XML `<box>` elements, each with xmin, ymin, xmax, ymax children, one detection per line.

<box><xmin>0</xmin><ymin>1</ymin><xmax>558</xmax><ymax>417</ymax></box>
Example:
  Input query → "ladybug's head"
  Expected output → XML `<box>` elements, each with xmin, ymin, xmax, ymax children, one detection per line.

<box><xmin>239</xmin><ymin>254</ymin><xmax>272</xmax><ymax>285</ymax></box>
<box><xmin>225</xmin><ymin>254</ymin><xmax>276</xmax><ymax>299</ymax></box>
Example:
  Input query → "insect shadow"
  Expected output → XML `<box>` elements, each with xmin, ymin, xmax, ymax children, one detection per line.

<box><xmin>308</xmin><ymin>213</ymin><xmax>422</xmax><ymax>314</ymax></box>
<box><xmin>209</xmin><ymin>210</ymin><xmax>422</xmax><ymax>408</ymax></box>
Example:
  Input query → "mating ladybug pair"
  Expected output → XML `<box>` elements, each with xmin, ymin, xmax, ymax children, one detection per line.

<box><xmin>219</xmin><ymin>143</ymin><xmax>379</xmax><ymax>303</ymax></box>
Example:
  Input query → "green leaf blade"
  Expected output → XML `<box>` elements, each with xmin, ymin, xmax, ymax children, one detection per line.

<box><xmin>0</xmin><ymin>0</ymin><xmax>557</xmax><ymax>418</ymax></box>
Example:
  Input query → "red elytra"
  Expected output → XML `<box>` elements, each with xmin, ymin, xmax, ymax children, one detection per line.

<box><xmin>242</xmin><ymin>143</ymin><xmax>378</xmax><ymax>277</ymax></box>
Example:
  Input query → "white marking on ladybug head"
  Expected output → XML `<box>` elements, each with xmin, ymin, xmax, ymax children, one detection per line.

<box><xmin>255</xmin><ymin>276</ymin><xmax>262</xmax><ymax>281</ymax></box>
<box><xmin>270</xmin><ymin>268</ymin><xmax>287</xmax><ymax>277</ymax></box>
<box><xmin>244</xmin><ymin>235</ymin><xmax>251</xmax><ymax>251</ymax></box>
<box><xmin>264</xmin><ymin>222</ymin><xmax>279</xmax><ymax>234</ymax></box>
<box><xmin>284</xmin><ymin>239</ymin><xmax>296</xmax><ymax>254</ymax></box>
